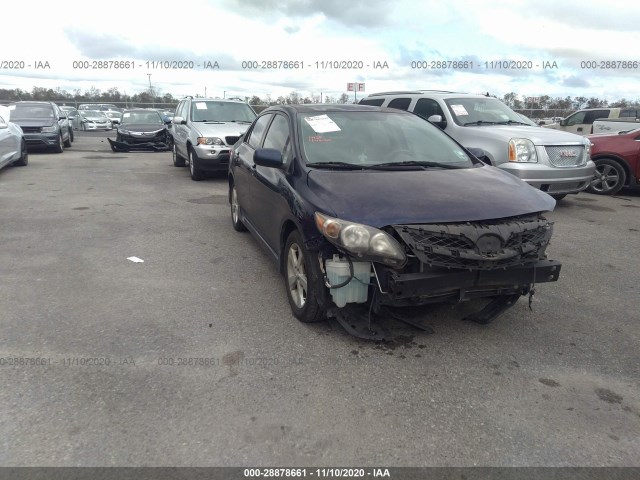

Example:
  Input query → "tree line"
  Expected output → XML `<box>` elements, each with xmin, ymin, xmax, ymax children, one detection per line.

<box><xmin>1</xmin><ymin>86</ymin><xmax>637</xmax><ymax>116</ymax></box>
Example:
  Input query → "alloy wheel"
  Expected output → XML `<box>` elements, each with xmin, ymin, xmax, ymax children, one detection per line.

<box><xmin>287</xmin><ymin>243</ymin><xmax>308</xmax><ymax>309</ymax></box>
<box><xmin>590</xmin><ymin>164</ymin><xmax>620</xmax><ymax>193</ymax></box>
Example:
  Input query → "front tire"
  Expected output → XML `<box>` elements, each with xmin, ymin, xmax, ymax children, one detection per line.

<box><xmin>53</xmin><ymin>133</ymin><xmax>64</xmax><ymax>153</ymax></box>
<box><xmin>63</xmin><ymin>131</ymin><xmax>72</xmax><ymax>148</ymax></box>
<box><xmin>14</xmin><ymin>140</ymin><xmax>28</xmax><ymax>166</ymax></box>
<box><xmin>550</xmin><ymin>194</ymin><xmax>566</xmax><ymax>201</ymax></box>
<box><xmin>284</xmin><ymin>231</ymin><xmax>326</xmax><ymax>323</ymax></box>
<box><xmin>587</xmin><ymin>158</ymin><xmax>627</xmax><ymax>195</ymax></box>
<box><xmin>189</xmin><ymin>146</ymin><xmax>204</xmax><ymax>181</ymax></box>
<box><xmin>230</xmin><ymin>184</ymin><xmax>246</xmax><ymax>232</ymax></box>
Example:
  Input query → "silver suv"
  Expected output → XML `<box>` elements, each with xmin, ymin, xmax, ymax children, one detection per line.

<box><xmin>360</xmin><ymin>91</ymin><xmax>595</xmax><ymax>200</ymax></box>
<box><xmin>171</xmin><ymin>97</ymin><xmax>256</xmax><ymax>180</ymax></box>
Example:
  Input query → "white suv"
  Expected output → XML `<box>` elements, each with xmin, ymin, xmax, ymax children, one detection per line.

<box><xmin>171</xmin><ymin>97</ymin><xmax>256</xmax><ymax>180</ymax></box>
<box><xmin>360</xmin><ymin>90</ymin><xmax>595</xmax><ymax>200</ymax></box>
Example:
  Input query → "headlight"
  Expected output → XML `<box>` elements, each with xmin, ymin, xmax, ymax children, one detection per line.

<box><xmin>315</xmin><ymin>212</ymin><xmax>406</xmax><ymax>267</ymax></box>
<box><xmin>41</xmin><ymin>126</ymin><xmax>57</xmax><ymax>133</ymax></box>
<box><xmin>197</xmin><ymin>137</ymin><xmax>223</xmax><ymax>145</ymax></box>
<box><xmin>508</xmin><ymin>138</ymin><xmax>537</xmax><ymax>162</ymax></box>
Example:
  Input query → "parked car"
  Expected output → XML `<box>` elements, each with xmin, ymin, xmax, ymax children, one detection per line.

<box><xmin>0</xmin><ymin>106</ymin><xmax>28</xmax><ymax>170</ymax></box>
<box><xmin>359</xmin><ymin>91</ymin><xmax>595</xmax><ymax>200</ymax></box>
<box><xmin>79</xmin><ymin>110</ymin><xmax>112</xmax><ymax>131</ymax></box>
<box><xmin>592</xmin><ymin>117</ymin><xmax>640</xmax><ymax>135</ymax></box>
<box><xmin>586</xmin><ymin>128</ymin><xmax>640</xmax><ymax>195</ymax></box>
<box><xmin>59</xmin><ymin>106</ymin><xmax>82</xmax><ymax>131</ymax></box>
<box><xmin>7</xmin><ymin>101</ymin><xmax>72</xmax><ymax>153</ymax></box>
<box><xmin>107</xmin><ymin>109</ymin><xmax>172</xmax><ymax>152</ymax></box>
<box><xmin>104</xmin><ymin>110</ymin><xmax>123</xmax><ymax>126</ymax></box>
<box><xmin>229</xmin><ymin>104</ymin><xmax>562</xmax><ymax>336</ymax></box>
<box><xmin>172</xmin><ymin>97</ymin><xmax>256</xmax><ymax>180</ymax></box>
<box><xmin>78</xmin><ymin>103</ymin><xmax>122</xmax><ymax>112</ymax></box>
<box><xmin>546</xmin><ymin>107</ymin><xmax>640</xmax><ymax>135</ymax></box>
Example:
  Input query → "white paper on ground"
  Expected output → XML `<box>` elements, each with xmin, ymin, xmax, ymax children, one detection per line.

<box><xmin>127</xmin><ymin>256</ymin><xmax>144</xmax><ymax>263</ymax></box>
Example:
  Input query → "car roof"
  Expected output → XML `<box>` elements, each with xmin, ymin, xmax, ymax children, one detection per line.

<box><xmin>262</xmin><ymin>104</ymin><xmax>403</xmax><ymax>115</ymax></box>
<box><xmin>364</xmin><ymin>91</ymin><xmax>488</xmax><ymax>99</ymax></box>
<box><xmin>184</xmin><ymin>97</ymin><xmax>246</xmax><ymax>103</ymax></box>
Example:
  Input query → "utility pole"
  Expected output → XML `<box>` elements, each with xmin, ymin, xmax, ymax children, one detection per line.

<box><xmin>147</xmin><ymin>74</ymin><xmax>154</xmax><ymax>108</ymax></box>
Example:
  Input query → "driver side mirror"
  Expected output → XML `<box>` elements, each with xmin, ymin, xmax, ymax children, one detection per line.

<box><xmin>172</xmin><ymin>116</ymin><xmax>186</xmax><ymax>125</ymax></box>
<box><xmin>427</xmin><ymin>114</ymin><xmax>447</xmax><ymax>130</ymax></box>
<box><xmin>254</xmin><ymin>148</ymin><xmax>283</xmax><ymax>168</ymax></box>
<box><xmin>559</xmin><ymin>119</ymin><xmax>567</xmax><ymax>126</ymax></box>
<box><xmin>467</xmin><ymin>147</ymin><xmax>490</xmax><ymax>165</ymax></box>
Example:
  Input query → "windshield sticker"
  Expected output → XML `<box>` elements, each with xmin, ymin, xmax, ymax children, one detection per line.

<box><xmin>195</xmin><ymin>102</ymin><xmax>208</xmax><ymax>110</ymax></box>
<box><xmin>304</xmin><ymin>114</ymin><xmax>341</xmax><ymax>133</ymax></box>
<box><xmin>308</xmin><ymin>135</ymin><xmax>333</xmax><ymax>143</ymax></box>
<box><xmin>123</xmin><ymin>113</ymin><xmax>131</xmax><ymax>118</ymax></box>
<box><xmin>451</xmin><ymin>105</ymin><xmax>468</xmax><ymax>116</ymax></box>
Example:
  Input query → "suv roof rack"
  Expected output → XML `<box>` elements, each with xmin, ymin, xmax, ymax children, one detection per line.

<box><xmin>367</xmin><ymin>90</ymin><xmax>460</xmax><ymax>97</ymax></box>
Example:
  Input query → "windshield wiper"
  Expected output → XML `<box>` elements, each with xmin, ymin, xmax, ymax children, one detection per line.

<box><xmin>223</xmin><ymin>120</ymin><xmax>253</xmax><ymax>123</ymax></box>
<box><xmin>463</xmin><ymin>120</ymin><xmax>499</xmax><ymax>126</ymax></box>
<box><xmin>369</xmin><ymin>161</ymin><xmax>463</xmax><ymax>170</ymax></box>
<box><xmin>495</xmin><ymin>120</ymin><xmax>529</xmax><ymax>125</ymax></box>
<box><xmin>307</xmin><ymin>162</ymin><xmax>368</xmax><ymax>170</ymax></box>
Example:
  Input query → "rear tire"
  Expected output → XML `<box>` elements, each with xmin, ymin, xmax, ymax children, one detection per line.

<box><xmin>284</xmin><ymin>231</ymin><xmax>326</xmax><ymax>323</ymax></box>
<box><xmin>172</xmin><ymin>142</ymin><xmax>185</xmax><ymax>167</ymax></box>
<box><xmin>63</xmin><ymin>132</ymin><xmax>72</xmax><ymax>148</ymax></box>
<box><xmin>230</xmin><ymin>184</ymin><xmax>246</xmax><ymax>232</ymax></box>
<box><xmin>189</xmin><ymin>146</ymin><xmax>204</xmax><ymax>181</ymax></box>
<box><xmin>586</xmin><ymin>158</ymin><xmax>627</xmax><ymax>195</ymax></box>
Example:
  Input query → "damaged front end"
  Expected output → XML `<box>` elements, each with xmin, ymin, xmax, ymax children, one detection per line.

<box><xmin>314</xmin><ymin>212</ymin><xmax>561</xmax><ymax>337</ymax></box>
<box><xmin>108</xmin><ymin>130</ymin><xmax>171</xmax><ymax>152</ymax></box>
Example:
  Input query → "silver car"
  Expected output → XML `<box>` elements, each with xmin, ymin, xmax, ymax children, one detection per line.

<box><xmin>171</xmin><ymin>97</ymin><xmax>256</xmax><ymax>180</ymax></box>
<box><xmin>0</xmin><ymin>106</ymin><xmax>28</xmax><ymax>170</ymax></box>
<box><xmin>80</xmin><ymin>110</ymin><xmax>112</xmax><ymax>131</ymax></box>
<box><xmin>360</xmin><ymin>91</ymin><xmax>596</xmax><ymax>200</ymax></box>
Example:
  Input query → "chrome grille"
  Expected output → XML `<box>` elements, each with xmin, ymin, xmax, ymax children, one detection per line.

<box><xmin>545</xmin><ymin>146</ymin><xmax>586</xmax><ymax>167</ymax></box>
<box><xmin>21</xmin><ymin>126</ymin><xmax>41</xmax><ymax>133</ymax></box>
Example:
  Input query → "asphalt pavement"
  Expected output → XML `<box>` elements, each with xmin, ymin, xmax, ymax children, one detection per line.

<box><xmin>0</xmin><ymin>131</ymin><xmax>639</xmax><ymax>466</ymax></box>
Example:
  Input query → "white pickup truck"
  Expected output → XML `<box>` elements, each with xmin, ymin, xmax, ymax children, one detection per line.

<box><xmin>591</xmin><ymin>117</ymin><xmax>640</xmax><ymax>135</ymax></box>
<box><xmin>545</xmin><ymin>107</ymin><xmax>640</xmax><ymax>135</ymax></box>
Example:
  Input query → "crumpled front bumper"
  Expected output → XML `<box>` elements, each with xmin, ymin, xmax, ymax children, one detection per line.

<box><xmin>108</xmin><ymin>137</ymin><xmax>170</xmax><ymax>152</ymax></box>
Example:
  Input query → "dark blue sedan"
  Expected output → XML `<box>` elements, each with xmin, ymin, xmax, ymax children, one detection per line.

<box><xmin>229</xmin><ymin>104</ymin><xmax>561</xmax><ymax>334</ymax></box>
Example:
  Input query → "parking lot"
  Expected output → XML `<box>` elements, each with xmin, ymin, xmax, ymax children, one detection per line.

<box><xmin>1</xmin><ymin>131</ymin><xmax>639</xmax><ymax>466</ymax></box>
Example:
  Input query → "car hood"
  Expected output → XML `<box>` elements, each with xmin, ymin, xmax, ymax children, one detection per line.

<box><xmin>306</xmin><ymin>166</ymin><xmax>555</xmax><ymax>226</ymax></box>
<box><xmin>119</xmin><ymin>124</ymin><xmax>167</xmax><ymax>132</ymax></box>
<box><xmin>464</xmin><ymin>124</ymin><xmax>585</xmax><ymax>145</ymax></box>
<box><xmin>189</xmin><ymin>121</ymin><xmax>252</xmax><ymax>136</ymax></box>
<box><xmin>9</xmin><ymin>118</ymin><xmax>55</xmax><ymax>127</ymax></box>
<box><xmin>83</xmin><ymin>116</ymin><xmax>110</xmax><ymax>121</ymax></box>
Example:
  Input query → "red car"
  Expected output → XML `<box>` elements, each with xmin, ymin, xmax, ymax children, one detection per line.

<box><xmin>587</xmin><ymin>128</ymin><xmax>640</xmax><ymax>195</ymax></box>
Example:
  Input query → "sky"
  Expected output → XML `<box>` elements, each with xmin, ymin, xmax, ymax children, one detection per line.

<box><xmin>2</xmin><ymin>0</ymin><xmax>639</xmax><ymax>103</ymax></box>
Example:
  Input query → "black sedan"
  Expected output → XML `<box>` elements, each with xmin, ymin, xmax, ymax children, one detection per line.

<box><xmin>229</xmin><ymin>105</ymin><xmax>562</xmax><ymax>338</ymax></box>
<box><xmin>108</xmin><ymin>109</ymin><xmax>171</xmax><ymax>152</ymax></box>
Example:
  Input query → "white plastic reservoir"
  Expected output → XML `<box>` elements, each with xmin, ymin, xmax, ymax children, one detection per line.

<box><xmin>325</xmin><ymin>255</ymin><xmax>371</xmax><ymax>307</ymax></box>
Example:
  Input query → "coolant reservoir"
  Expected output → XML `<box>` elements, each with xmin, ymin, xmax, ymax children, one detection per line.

<box><xmin>325</xmin><ymin>255</ymin><xmax>371</xmax><ymax>307</ymax></box>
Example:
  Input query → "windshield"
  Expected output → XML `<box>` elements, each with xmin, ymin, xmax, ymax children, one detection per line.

<box><xmin>299</xmin><ymin>111</ymin><xmax>473</xmax><ymax>168</ymax></box>
<box><xmin>444</xmin><ymin>97</ymin><xmax>525</xmax><ymax>126</ymax></box>
<box><xmin>122</xmin><ymin>111</ymin><xmax>163</xmax><ymax>124</ymax></box>
<box><xmin>190</xmin><ymin>101</ymin><xmax>256</xmax><ymax>122</ymax></box>
<box><xmin>82</xmin><ymin>110</ymin><xmax>106</xmax><ymax>117</ymax></box>
<box><xmin>8</xmin><ymin>104</ymin><xmax>55</xmax><ymax>120</ymax></box>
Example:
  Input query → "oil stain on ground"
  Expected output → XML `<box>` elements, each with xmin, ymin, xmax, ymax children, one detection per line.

<box><xmin>595</xmin><ymin>388</ymin><xmax>623</xmax><ymax>404</ymax></box>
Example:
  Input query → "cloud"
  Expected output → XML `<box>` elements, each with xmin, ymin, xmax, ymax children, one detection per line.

<box><xmin>222</xmin><ymin>0</ymin><xmax>393</xmax><ymax>27</ymax></box>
